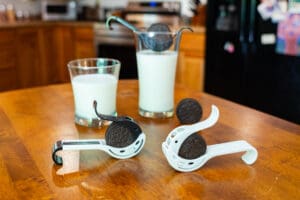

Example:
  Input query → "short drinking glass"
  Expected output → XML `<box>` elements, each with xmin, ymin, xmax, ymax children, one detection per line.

<box><xmin>68</xmin><ymin>58</ymin><xmax>121</xmax><ymax>127</ymax></box>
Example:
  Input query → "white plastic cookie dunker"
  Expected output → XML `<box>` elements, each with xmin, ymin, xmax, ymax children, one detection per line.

<box><xmin>162</xmin><ymin>105</ymin><xmax>258</xmax><ymax>172</ymax></box>
<box><xmin>52</xmin><ymin>100</ymin><xmax>147</xmax><ymax>165</ymax></box>
<box><xmin>52</xmin><ymin>133</ymin><xmax>146</xmax><ymax>165</ymax></box>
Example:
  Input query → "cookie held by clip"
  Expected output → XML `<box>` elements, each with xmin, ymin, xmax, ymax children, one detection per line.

<box><xmin>105</xmin><ymin>121</ymin><xmax>141</xmax><ymax>148</ymax></box>
<box><xmin>178</xmin><ymin>133</ymin><xmax>207</xmax><ymax>159</ymax></box>
<box><xmin>143</xmin><ymin>23</ymin><xmax>173</xmax><ymax>52</ymax></box>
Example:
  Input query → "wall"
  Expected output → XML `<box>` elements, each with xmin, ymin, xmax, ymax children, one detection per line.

<box><xmin>0</xmin><ymin>0</ymin><xmax>208</xmax><ymax>20</ymax></box>
<box><xmin>0</xmin><ymin>0</ymin><xmax>128</xmax><ymax>18</ymax></box>
<box><xmin>0</xmin><ymin>0</ymin><xmax>40</xmax><ymax>17</ymax></box>
<box><xmin>79</xmin><ymin>0</ymin><xmax>128</xmax><ymax>8</ymax></box>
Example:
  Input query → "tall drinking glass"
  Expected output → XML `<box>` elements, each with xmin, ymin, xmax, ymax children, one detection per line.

<box><xmin>134</xmin><ymin>30</ymin><xmax>179</xmax><ymax>118</ymax></box>
<box><xmin>68</xmin><ymin>58</ymin><xmax>121</xmax><ymax>127</ymax></box>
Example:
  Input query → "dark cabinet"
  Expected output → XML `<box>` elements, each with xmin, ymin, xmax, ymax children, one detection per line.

<box><xmin>0</xmin><ymin>23</ymin><xmax>95</xmax><ymax>92</ymax></box>
<box><xmin>0</xmin><ymin>30</ymin><xmax>17</xmax><ymax>91</ymax></box>
<box><xmin>16</xmin><ymin>28</ymin><xmax>41</xmax><ymax>88</ymax></box>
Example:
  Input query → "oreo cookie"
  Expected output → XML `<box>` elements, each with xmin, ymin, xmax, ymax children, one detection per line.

<box><xmin>143</xmin><ymin>23</ymin><xmax>173</xmax><ymax>52</ymax></box>
<box><xmin>105</xmin><ymin>121</ymin><xmax>141</xmax><ymax>148</ymax></box>
<box><xmin>176</xmin><ymin>98</ymin><xmax>203</xmax><ymax>124</ymax></box>
<box><xmin>178</xmin><ymin>133</ymin><xmax>207</xmax><ymax>159</ymax></box>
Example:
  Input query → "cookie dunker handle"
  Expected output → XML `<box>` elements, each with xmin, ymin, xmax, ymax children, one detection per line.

<box><xmin>162</xmin><ymin>140</ymin><xmax>258</xmax><ymax>172</ymax></box>
<box><xmin>206</xmin><ymin>140</ymin><xmax>258</xmax><ymax>165</ymax></box>
<box><xmin>52</xmin><ymin>139</ymin><xmax>104</xmax><ymax>165</ymax></box>
<box><xmin>106</xmin><ymin>16</ymin><xmax>138</xmax><ymax>31</ymax></box>
<box><xmin>186</xmin><ymin>105</ymin><xmax>219</xmax><ymax>134</ymax></box>
<box><xmin>52</xmin><ymin>133</ymin><xmax>146</xmax><ymax>165</ymax></box>
<box><xmin>93</xmin><ymin>100</ymin><xmax>132</xmax><ymax>122</ymax></box>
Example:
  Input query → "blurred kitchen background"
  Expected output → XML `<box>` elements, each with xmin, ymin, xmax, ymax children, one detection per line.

<box><xmin>0</xmin><ymin>0</ymin><xmax>299</xmax><ymax>124</ymax></box>
<box><xmin>0</xmin><ymin>0</ymin><xmax>206</xmax><ymax>22</ymax></box>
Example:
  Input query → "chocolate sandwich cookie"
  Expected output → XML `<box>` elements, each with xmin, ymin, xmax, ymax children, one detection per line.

<box><xmin>178</xmin><ymin>133</ymin><xmax>207</xmax><ymax>159</ymax></box>
<box><xmin>176</xmin><ymin>98</ymin><xmax>203</xmax><ymax>124</ymax></box>
<box><xmin>144</xmin><ymin>23</ymin><xmax>173</xmax><ymax>52</ymax></box>
<box><xmin>105</xmin><ymin>120</ymin><xmax>142</xmax><ymax>148</ymax></box>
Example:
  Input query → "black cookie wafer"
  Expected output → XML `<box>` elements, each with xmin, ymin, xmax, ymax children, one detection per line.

<box><xmin>178</xmin><ymin>133</ymin><xmax>207</xmax><ymax>159</ymax></box>
<box><xmin>144</xmin><ymin>23</ymin><xmax>173</xmax><ymax>51</ymax></box>
<box><xmin>105</xmin><ymin>121</ymin><xmax>141</xmax><ymax>148</ymax></box>
<box><xmin>176</xmin><ymin>98</ymin><xmax>203</xmax><ymax>124</ymax></box>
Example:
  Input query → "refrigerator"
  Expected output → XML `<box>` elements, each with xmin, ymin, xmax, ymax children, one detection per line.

<box><xmin>204</xmin><ymin>0</ymin><xmax>300</xmax><ymax>124</ymax></box>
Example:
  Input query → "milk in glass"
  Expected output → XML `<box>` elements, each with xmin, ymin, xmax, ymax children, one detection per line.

<box><xmin>137</xmin><ymin>50</ymin><xmax>178</xmax><ymax>112</ymax></box>
<box><xmin>71</xmin><ymin>74</ymin><xmax>118</xmax><ymax>119</ymax></box>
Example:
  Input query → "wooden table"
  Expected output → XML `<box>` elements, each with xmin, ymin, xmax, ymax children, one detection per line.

<box><xmin>0</xmin><ymin>80</ymin><xmax>299</xmax><ymax>200</ymax></box>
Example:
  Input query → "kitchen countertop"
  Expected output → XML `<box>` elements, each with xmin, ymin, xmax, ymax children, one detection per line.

<box><xmin>0</xmin><ymin>20</ymin><xmax>95</xmax><ymax>29</ymax></box>
<box><xmin>0</xmin><ymin>20</ymin><xmax>206</xmax><ymax>33</ymax></box>
<box><xmin>0</xmin><ymin>80</ymin><xmax>299</xmax><ymax>199</ymax></box>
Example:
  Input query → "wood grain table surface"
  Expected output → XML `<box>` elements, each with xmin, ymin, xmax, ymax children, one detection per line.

<box><xmin>0</xmin><ymin>80</ymin><xmax>299</xmax><ymax>200</ymax></box>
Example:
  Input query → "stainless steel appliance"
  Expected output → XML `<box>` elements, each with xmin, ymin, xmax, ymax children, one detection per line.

<box><xmin>94</xmin><ymin>23</ymin><xmax>137</xmax><ymax>79</ymax></box>
<box><xmin>123</xmin><ymin>0</ymin><xmax>181</xmax><ymax>26</ymax></box>
<box><xmin>94</xmin><ymin>0</ymin><xmax>182</xmax><ymax>79</ymax></box>
<box><xmin>41</xmin><ymin>0</ymin><xmax>77</xmax><ymax>21</ymax></box>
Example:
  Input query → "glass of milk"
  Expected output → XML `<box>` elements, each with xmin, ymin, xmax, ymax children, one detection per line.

<box><xmin>68</xmin><ymin>58</ymin><xmax>121</xmax><ymax>127</ymax></box>
<box><xmin>133</xmin><ymin>29</ymin><xmax>180</xmax><ymax>118</ymax></box>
